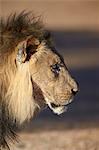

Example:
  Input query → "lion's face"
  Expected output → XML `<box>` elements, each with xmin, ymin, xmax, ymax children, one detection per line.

<box><xmin>5</xmin><ymin>36</ymin><xmax>78</xmax><ymax>124</ymax></box>
<box><xmin>29</xmin><ymin>41</ymin><xmax>78</xmax><ymax>115</ymax></box>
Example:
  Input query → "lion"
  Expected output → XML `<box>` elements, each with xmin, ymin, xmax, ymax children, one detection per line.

<box><xmin>0</xmin><ymin>12</ymin><xmax>78</xmax><ymax>149</ymax></box>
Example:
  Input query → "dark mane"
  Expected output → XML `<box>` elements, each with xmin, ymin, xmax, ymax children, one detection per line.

<box><xmin>0</xmin><ymin>11</ymin><xmax>45</xmax><ymax>52</ymax></box>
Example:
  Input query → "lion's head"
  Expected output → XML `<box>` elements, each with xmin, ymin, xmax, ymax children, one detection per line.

<box><xmin>0</xmin><ymin>12</ymin><xmax>78</xmax><ymax>148</ymax></box>
<box><xmin>0</xmin><ymin>12</ymin><xmax>78</xmax><ymax>123</ymax></box>
<box><xmin>29</xmin><ymin>40</ymin><xmax>78</xmax><ymax>115</ymax></box>
<box><xmin>8</xmin><ymin>33</ymin><xmax>78</xmax><ymax>121</ymax></box>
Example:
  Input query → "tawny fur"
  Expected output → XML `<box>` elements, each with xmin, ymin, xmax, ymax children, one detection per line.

<box><xmin>6</xmin><ymin>62</ymin><xmax>39</xmax><ymax>124</ymax></box>
<box><xmin>0</xmin><ymin>12</ymin><xmax>45</xmax><ymax>149</ymax></box>
<box><xmin>0</xmin><ymin>12</ymin><xmax>78</xmax><ymax>149</ymax></box>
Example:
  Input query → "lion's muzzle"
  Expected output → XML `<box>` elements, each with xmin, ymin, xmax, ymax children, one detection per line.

<box><xmin>45</xmin><ymin>97</ymin><xmax>74</xmax><ymax>115</ymax></box>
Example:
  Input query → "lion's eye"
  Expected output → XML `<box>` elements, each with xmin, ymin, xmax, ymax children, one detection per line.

<box><xmin>51</xmin><ymin>63</ymin><xmax>61</xmax><ymax>77</ymax></box>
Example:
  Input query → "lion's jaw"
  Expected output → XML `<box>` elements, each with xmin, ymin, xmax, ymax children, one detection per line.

<box><xmin>45</xmin><ymin>97</ymin><xmax>67</xmax><ymax>115</ymax></box>
<box><xmin>45</xmin><ymin>96</ymin><xmax>73</xmax><ymax>115</ymax></box>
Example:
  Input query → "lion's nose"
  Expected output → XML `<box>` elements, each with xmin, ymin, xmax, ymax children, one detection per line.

<box><xmin>71</xmin><ymin>88</ymin><xmax>78</xmax><ymax>95</ymax></box>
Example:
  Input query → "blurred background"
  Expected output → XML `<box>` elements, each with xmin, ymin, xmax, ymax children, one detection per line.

<box><xmin>0</xmin><ymin>0</ymin><xmax>99</xmax><ymax>150</ymax></box>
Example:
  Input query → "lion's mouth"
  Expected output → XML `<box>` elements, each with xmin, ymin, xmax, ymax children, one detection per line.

<box><xmin>50</xmin><ymin>103</ymin><xmax>67</xmax><ymax>115</ymax></box>
<box><xmin>46</xmin><ymin>98</ymin><xmax>73</xmax><ymax>115</ymax></box>
<box><xmin>50</xmin><ymin>103</ymin><xmax>63</xmax><ymax>108</ymax></box>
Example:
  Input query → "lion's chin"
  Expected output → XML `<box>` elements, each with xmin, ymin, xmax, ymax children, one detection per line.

<box><xmin>45</xmin><ymin>97</ymin><xmax>73</xmax><ymax>115</ymax></box>
<box><xmin>51</xmin><ymin>105</ymin><xmax>67</xmax><ymax>115</ymax></box>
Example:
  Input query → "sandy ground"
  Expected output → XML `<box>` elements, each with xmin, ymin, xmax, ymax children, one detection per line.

<box><xmin>9</xmin><ymin>121</ymin><xmax>99</xmax><ymax>150</ymax></box>
<box><xmin>14</xmin><ymin>129</ymin><xmax>99</xmax><ymax>150</ymax></box>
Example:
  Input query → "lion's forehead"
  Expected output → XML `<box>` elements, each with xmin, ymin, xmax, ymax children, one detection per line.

<box><xmin>46</xmin><ymin>54</ymin><xmax>61</xmax><ymax>64</ymax></box>
<box><xmin>41</xmin><ymin>51</ymin><xmax>62</xmax><ymax>66</ymax></box>
<box><xmin>36</xmin><ymin>42</ymin><xmax>62</xmax><ymax>63</ymax></box>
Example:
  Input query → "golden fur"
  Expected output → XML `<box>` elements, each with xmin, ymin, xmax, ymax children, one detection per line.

<box><xmin>0</xmin><ymin>12</ymin><xmax>78</xmax><ymax>149</ymax></box>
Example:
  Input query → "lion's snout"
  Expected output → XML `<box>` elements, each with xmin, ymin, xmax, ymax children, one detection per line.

<box><xmin>46</xmin><ymin>79</ymin><xmax>78</xmax><ymax>115</ymax></box>
<box><xmin>71</xmin><ymin>88</ymin><xmax>78</xmax><ymax>95</ymax></box>
<box><xmin>67</xmin><ymin>77</ymin><xmax>79</xmax><ymax>96</ymax></box>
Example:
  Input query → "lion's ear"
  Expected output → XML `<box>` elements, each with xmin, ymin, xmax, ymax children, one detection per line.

<box><xmin>16</xmin><ymin>36</ymin><xmax>40</xmax><ymax>65</ymax></box>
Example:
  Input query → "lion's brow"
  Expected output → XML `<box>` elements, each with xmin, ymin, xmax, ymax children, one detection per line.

<box><xmin>50</xmin><ymin>47</ymin><xmax>65</xmax><ymax>66</ymax></box>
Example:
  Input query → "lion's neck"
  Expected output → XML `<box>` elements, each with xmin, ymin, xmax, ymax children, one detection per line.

<box><xmin>5</xmin><ymin>62</ymin><xmax>39</xmax><ymax>124</ymax></box>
